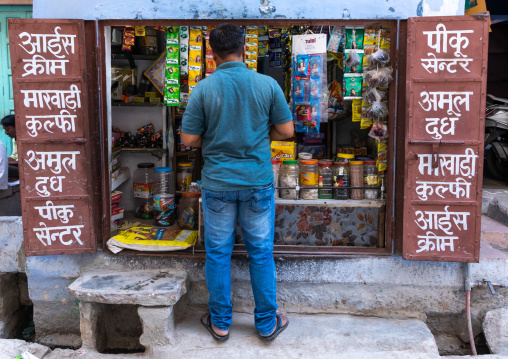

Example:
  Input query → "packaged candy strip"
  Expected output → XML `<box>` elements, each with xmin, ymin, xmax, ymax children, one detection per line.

<box><xmin>179</xmin><ymin>26</ymin><xmax>189</xmax><ymax>75</ymax></box>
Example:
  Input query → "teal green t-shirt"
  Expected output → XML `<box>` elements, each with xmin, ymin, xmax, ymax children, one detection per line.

<box><xmin>182</xmin><ymin>61</ymin><xmax>292</xmax><ymax>191</ymax></box>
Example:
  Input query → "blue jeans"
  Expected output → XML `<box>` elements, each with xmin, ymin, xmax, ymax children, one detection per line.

<box><xmin>202</xmin><ymin>184</ymin><xmax>277</xmax><ymax>336</ymax></box>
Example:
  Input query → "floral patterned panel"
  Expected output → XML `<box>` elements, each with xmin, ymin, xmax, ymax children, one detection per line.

<box><xmin>199</xmin><ymin>202</ymin><xmax>383</xmax><ymax>247</ymax></box>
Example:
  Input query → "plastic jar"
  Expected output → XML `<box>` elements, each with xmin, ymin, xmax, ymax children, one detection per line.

<box><xmin>364</xmin><ymin>161</ymin><xmax>378</xmax><ymax>199</ymax></box>
<box><xmin>349</xmin><ymin>161</ymin><xmax>364</xmax><ymax>200</ymax></box>
<box><xmin>177</xmin><ymin>162</ymin><xmax>193</xmax><ymax>192</ymax></box>
<box><xmin>333</xmin><ymin>162</ymin><xmax>350</xmax><ymax>200</ymax></box>
<box><xmin>279</xmin><ymin>160</ymin><xmax>299</xmax><ymax>199</ymax></box>
<box><xmin>300</xmin><ymin>159</ymin><xmax>319</xmax><ymax>200</ymax></box>
<box><xmin>272</xmin><ymin>160</ymin><xmax>281</xmax><ymax>199</ymax></box>
<box><xmin>178</xmin><ymin>192</ymin><xmax>200</xmax><ymax>229</ymax></box>
<box><xmin>318</xmin><ymin>161</ymin><xmax>333</xmax><ymax>199</ymax></box>
<box><xmin>133</xmin><ymin>163</ymin><xmax>155</xmax><ymax>219</ymax></box>
<box><xmin>298</xmin><ymin>152</ymin><xmax>312</xmax><ymax>167</ymax></box>
<box><xmin>336</xmin><ymin>153</ymin><xmax>355</xmax><ymax>163</ymax></box>
<box><xmin>153</xmin><ymin>167</ymin><xmax>175</xmax><ymax>226</ymax></box>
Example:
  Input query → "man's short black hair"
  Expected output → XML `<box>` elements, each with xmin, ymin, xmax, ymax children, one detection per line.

<box><xmin>1</xmin><ymin>115</ymin><xmax>15</xmax><ymax>128</ymax></box>
<box><xmin>209</xmin><ymin>24</ymin><xmax>244</xmax><ymax>59</ymax></box>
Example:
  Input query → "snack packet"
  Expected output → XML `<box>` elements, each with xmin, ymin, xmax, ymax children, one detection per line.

<box><xmin>189</xmin><ymin>26</ymin><xmax>203</xmax><ymax>46</ymax></box>
<box><xmin>344</xmin><ymin>76</ymin><xmax>362</xmax><ymax>98</ymax></box>
<box><xmin>365</xmin><ymin>101</ymin><xmax>389</xmax><ymax>121</ymax></box>
<box><xmin>293</xmin><ymin>79</ymin><xmax>306</xmax><ymax>102</ymax></box>
<box><xmin>309</xmin><ymin>55</ymin><xmax>322</xmax><ymax>79</ymax></box>
<box><xmin>295</xmin><ymin>55</ymin><xmax>310</xmax><ymax>78</ymax></box>
<box><xmin>368</xmin><ymin>122</ymin><xmax>389</xmax><ymax>141</ymax></box>
<box><xmin>352</xmin><ymin>99</ymin><xmax>362</xmax><ymax>122</ymax></box>
<box><xmin>344</xmin><ymin>50</ymin><xmax>364</xmax><ymax>74</ymax></box>
<box><xmin>309</xmin><ymin>80</ymin><xmax>321</xmax><ymax>100</ymax></box>
<box><xmin>368</xmin><ymin>49</ymin><xmax>390</xmax><ymax>67</ymax></box>
<box><xmin>345</xmin><ymin>27</ymin><xmax>365</xmax><ymax>50</ymax></box>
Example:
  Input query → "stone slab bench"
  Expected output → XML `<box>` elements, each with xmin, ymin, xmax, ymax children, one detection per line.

<box><xmin>68</xmin><ymin>270</ymin><xmax>187</xmax><ymax>354</ymax></box>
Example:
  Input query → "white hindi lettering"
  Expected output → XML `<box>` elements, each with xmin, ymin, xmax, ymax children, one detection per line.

<box><xmin>419</xmin><ymin>91</ymin><xmax>472</xmax><ymax>117</ymax></box>
<box><xmin>423</xmin><ymin>23</ymin><xmax>473</xmax><ymax>57</ymax></box>
<box><xmin>25</xmin><ymin>110</ymin><xmax>77</xmax><ymax>137</ymax></box>
<box><xmin>416</xmin><ymin>231</ymin><xmax>457</xmax><ymax>253</ymax></box>
<box><xmin>34</xmin><ymin>176</ymin><xmax>65</xmax><ymax>197</ymax></box>
<box><xmin>22</xmin><ymin>55</ymin><xmax>69</xmax><ymax>77</ymax></box>
<box><xmin>33</xmin><ymin>222</ymin><xmax>84</xmax><ymax>246</ymax></box>
<box><xmin>421</xmin><ymin>53</ymin><xmax>473</xmax><ymax>74</ymax></box>
<box><xmin>415</xmin><ymin>177</ymin><xmax>471</xmax><ymax>201</ymax></box>
<box><xmin>18</xmin><ymin>26</ymin><xmax>76</xmax><ymax>58</ymax></box>
<box><xmin>424</xmin><ymin>117</ymin><xmax>458</xmax><ymax>140</ymax></box>
<box><xmin>21</xmin><ymin>84</ymin><xmax>81</xmax><ymax>110</ymax></box>
<box><xmin>417</xmin><ymin>148</ymin><xmax>477</xmax><ymax>178</ymax></box>
<box><xmin>414</xmin><ymin>206</ymin><xmax>469</xmax><ymax>235</ymax></box>
<box><xmin>34</xmin><ymin>200</ymin><xmax>74</xmax><ymax>224</ymax></box>
<box><xmin>25</xmin><ymin>151</ymin><xmax>79</xmax><ymax>174</ymax></box>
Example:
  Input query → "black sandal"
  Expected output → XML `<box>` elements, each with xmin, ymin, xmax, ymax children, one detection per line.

<box><xmin>201</xmin><ymin>314</ymin><xmax>230</xmax><ymax>342</ymax></box>
<box><xmin>259</xmin><ymin>313</ymin><xmax>289</xmax><ymax>342</ymax></box>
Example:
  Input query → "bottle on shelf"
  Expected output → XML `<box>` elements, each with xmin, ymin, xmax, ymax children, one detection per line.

<box><xmin>153</xmin><ymin>167</ymin><xmax>176</xmax><ymax>226</ymax></box>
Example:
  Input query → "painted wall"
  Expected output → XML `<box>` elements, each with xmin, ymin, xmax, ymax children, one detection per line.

<box><xmin>33</xmin><ymin>0</ymin><xmax>465</xmax><ymax>20</ymax></box>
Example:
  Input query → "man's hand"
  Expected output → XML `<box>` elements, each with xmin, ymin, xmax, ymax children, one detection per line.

<box><xmin>270</xmin><ymin>121</ymin><xmax>294</xmax><ymax>141</ymax></box>
<box><xmin>181</xmin><ymin>133</ymin><xmax>202</xmax><ymax>148</ymax></box>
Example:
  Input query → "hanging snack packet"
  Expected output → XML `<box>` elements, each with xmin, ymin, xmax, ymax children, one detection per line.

<box><xmin>368</xmin><ymin>49</ymin><xmax>390</xmax><ymax>67</ymax></box>
<box><xmin>369</xmin><ymin>122</ymin><xmax>388</xmax><ymax>141</ymax></box>
<box><xmin>296</xmin><ymin>104</ymin><xmax>312</xmax><ymax>124</ymax></box>
<box><xmin>165</xmin><ymin>85</ymin><xmax>179</xmax><ymax>105</ymax></box>
<box><xmin>365</xmin><ymin>101</ymin><xmax>389</xmax><ymax>121</ymax></box>
<box><xmin>309</xmin><ymin>56</ymin><xmax>322</xmax><ymax>79</ymax></box>
<box><xmin>364</xmin><ymin>67</ymin><xmax>393</xmax><ymax>88</ymax></box>
<box><xmin>179</xmin><ymin>26</ymin><xmax>189</xmax><ymax>75</ymax></box>
<box><xmin>245</xmin><ymin>58</ymin><xmax>257</xmax><ymax>71</ymax></box>
<box><xmin>166</xmin><ymin>44</ymin><xmax>179</xmax><ymax>64</ymax></box>
<box><xmin>344</xmin><ymin>50</ymin><xmax>364</xmax><ymax>74</ymax></box>
<box><xmin>345</xmin><ymin>27</ymin><xmax>365</xmax><ymax>50</ymax></box>
<box><xmin>188</xmin><ymin>65</ymin><xmax>202</xmax><ymax>86</ymax></box>
<box><xmin>363</xmin><ymin>25</ymin><xmax>381</xmax><ymax>46</ymax></box>
<box><xmin>293</xmin><ymin>79</ymin><xmax>306</xmax><ymax>102</ymax></box>
<box><xmin>352</xmin><ymin>99</ymin><xmax>362</xmax><ymax>122</ymax></box>
<box><xmin>364</xmin><ymin>87</ymin><xmax>382</xmax><ymax>105</ymax></box>
<box><xmin>245</xmin><ymin>51</ymin><xmax>257</xmax><ymax>61</ymax></box>
<box><xmin>122</xmin><ymin>26</ymin><xmax>135</xmax><ymax>51</ymax></box>
<box><xmin>327</xmin><ymin>26</ymin><xmax>343</xmax><ymax>53</ymax></box>
<box><xmin>189</xmin><ymin>45</ymin><xmax>202</xmax><ymax>66</ymax></box>
<box><xmin>329</xmin><ymin>80</ymin><xmax>343</xmax><ymax>102</ymax></box>
<box><xmin>344</xmin><ymin>76</ymin><xmax>362</xmax><ymax>98</ymax></box>
<box><xmin>309</xmin><ymin>80</ymin><xmax>321</xmax><ymax>100</ymax></box>
<box><xmin>380</xmin><ymin>26</ymin><xmax>391</xmax><ymax>50</ymax></box>
<box><xmin>360</xmin><ymin>117</ymin><xmax>373</xmax><ymax>129</ymax></box>
<box><xmin>165</xmin><ymin>66</ymin><xmax>179</xmax><ymax>85</ymax></box>
<box><xmin>310</xmin><ymin>101</ymin><xmax>320</xmax><ymax>122</ymax></box>
<box><xmin>189</xmin><ymin>26</ymin><xmax>203</xmax><ymax>46</ymax></box>
<box><xmin>295</xmin><ymin>55</ymin><xmax>310</xmax><ymax>78</ymax></box>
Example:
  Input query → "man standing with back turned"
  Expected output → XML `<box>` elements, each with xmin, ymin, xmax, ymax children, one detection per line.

<box><xmin>181</xmin><ymin>23</ymin><xmax>294</xmax><ymax>342</ymax></box>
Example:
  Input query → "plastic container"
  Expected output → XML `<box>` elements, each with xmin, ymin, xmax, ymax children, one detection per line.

<box><xmin>318</xmin><ymin>161</ymin><xmax>333</xmax><ymax>199</ymax></box>
<box><xmin>350</xmin><ymin>161</ymin><xmax>364</xmax><ymax>200</ymax></box>
<box><xmin>272</xmin><ymin>160</ymin><xmax>281</xmax><ymax>199</ymax></box>
<box><xmin>279</xmin><ymin>160</ymin><xmax>299</xmax><ymax>199</ymax></box>
<box><xmin>297</xmin><ymin>152</ymin><xmax>312</xmax><ymax>167</ymax></box>
<box><xmin>133</xmin><ymin>163</ymin><xmax>155</xmax><ymax>219</ymax></box>
<box><xmin>364</xmin><ymin>161</ymin><xmax>378</xmax><ymax>199</ymax></box>
<box><xmin>333</xmin><ymin>162</ymin><xmax>349</xmax><ymax>200</ymax></box>
<box><xmin>178</xmin><ymin>192</ymin><xmax>200</xmax><ymax>229</ymax></box>
<box><xmin>153</xmin><ymin>167</ymin><xmax>175</xmax><ymax>226</ymax></box>
<box><xmin>177</xmin><ymin>162</ymin><xmax>193</xmax><ymax>192</ymax></box>
<box><xmin>336</xmin><ymin>153</ymin><xmax>355</xmax><ymax>162</ymax></box>
<box><xmin>300</xmin><ymin>159</ymin><xmax>319</xmax><ymax>200</ymax></box>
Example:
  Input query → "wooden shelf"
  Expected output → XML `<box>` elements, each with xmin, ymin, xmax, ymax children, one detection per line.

<box><xmin>111</xmin><ymin>167</ymin><xmax>131</xmax><ymax>191</ymax></box>
<box><xmin>112</xmin><ymin>102</ymin><xmax>163</xmax><ymax>107</ymax></box>
<box><xmin>111</xmin><ymin>54</ymin><xmax>161</xmax><ymax>60</ymax></box>
<box><xmin>176</xmin><ymin>149</ymin><xmax>197</xmax><ymax>156</ymax></box>
<box><xmin>119</xmin><ymin>148</ymin><xmax>166</xmax><ymax>159</ymax></box>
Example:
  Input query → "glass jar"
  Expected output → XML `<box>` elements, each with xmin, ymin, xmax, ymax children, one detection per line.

<box><xmin>279</xmin><ymin>160</ymin><xmax>299</xmax><ymax>199</ymax></box>
<box><xmin>178</xmin><ymin>192</ymin><xmax>200</xmax><ymax>229</ymax></box>
<box><xmin>133</xmin><ymin>163</ymin><xmax>155</xmax><ymax>219</ymax></box>
<box><xmin>364</xmin><ymin>161</ymin><xmax>379</xmax><ymax>199</ymax></box>
<box><xmin>298</xmin><ymin>152</ymin><xmax>312</xmax><ymax>167</ymax></box>
<box><xmin>318</xmin><ymin>161</ymin><xmax>333</xmax><ymax>199</ymax></box>
<box><xmin>349</xmin><ymin>161</ymin><xmax>364</xmax><ymax>200</ymax></box>
<box><xmin>300</xmin><ymin>159</ymin><xmax>319</xmax><ymax>200</ymax></box>
<box><xmin>177</xmin><ymin>162</ymin><xmax>193</xmax><ymax>192</ymax></box>
<box><xmin>153</xmin><ymin>167</ymin><xmax>175</xmax><ymax>226</ymax></box>
<box><xmin>333</xmin><ymin>162</ymin><xmax>349</xmax><ymax>200</ymax></box>
<box><xmin>272</xmin><ymin>160</ymin><xmax>281</xmax><ymax>199</ymax></box>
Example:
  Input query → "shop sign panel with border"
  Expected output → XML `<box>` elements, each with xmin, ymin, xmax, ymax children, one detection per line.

<box><xmin>403</xmin><ymin>15</ymin><xmax>489</xmax><ymax>262</ymax></box>
<box><xmin>9</xmin><ymin>19</ymin><xmax>97</xmax><ymax>256</ymax></box>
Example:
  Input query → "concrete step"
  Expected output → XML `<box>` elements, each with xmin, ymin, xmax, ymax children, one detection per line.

<box><xmin>41</xmin><ymin>312</ymin><xmax>441</xmax><ymax>358</ymax></box>
<box><xmin>483</xmin><ymin>188</ymin><xmax>508</xmax><ymax>227</ymax></box>
<box><xmin>481</xmin><ymin>215</ymin><xmax>508</xmax><ymax>259</ymax></box>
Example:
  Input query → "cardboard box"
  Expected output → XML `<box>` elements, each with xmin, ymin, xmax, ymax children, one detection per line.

<box><xmin>139</xmin><ymin>35</ymin><xmax>157</xmax><ymax>47</ymax></box>
<box><xmin>297</xmin><ymin>145</ymin><xmax>326</xmax><ymax>158</ymax></box>
<box><xmin>271</xmin><ymin>141</ymin><xmax>296</xmax><ymax>161</ymax></box>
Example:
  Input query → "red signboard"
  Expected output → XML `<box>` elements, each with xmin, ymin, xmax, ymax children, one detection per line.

<box><xmin>403</xmin><ymin>15</ymin><xmax>489</xmax><ymax>262</ymax></box>
<box><xmin>9</xmin><ymin>19</ymin><xmax>97</xmax><ymax>256</ymax></box>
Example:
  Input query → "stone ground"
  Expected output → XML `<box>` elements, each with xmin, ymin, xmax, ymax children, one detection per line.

<box><xmin>1</xmin><ymin>311</ymin><xmax>508</xmax><ymax>359</ymax></box>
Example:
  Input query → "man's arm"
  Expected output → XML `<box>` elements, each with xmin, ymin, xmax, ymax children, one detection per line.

<box><xmin>269</xmin><ymin>121</ymin><xmax>294</xmax><ymax>141</ymax></box>
<box><xmin>181</xmin><ymin>133</ymin><xmax>202</xmax><ymax>148</ymax></box>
